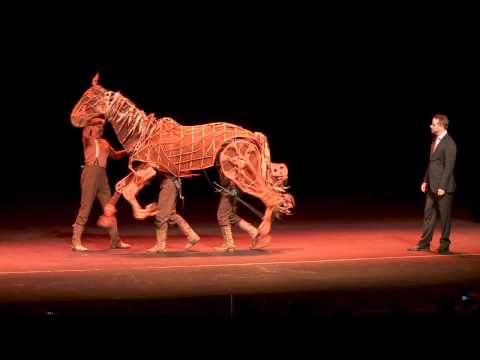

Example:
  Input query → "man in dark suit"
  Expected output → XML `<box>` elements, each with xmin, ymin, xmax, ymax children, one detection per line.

<box><xmin>409</xmin><ymin>114</ymin><xmax>457</xmax><ymax>254</ymax></box>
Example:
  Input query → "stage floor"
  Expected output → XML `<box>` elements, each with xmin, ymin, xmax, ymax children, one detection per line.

<box><xmin>1</xmin><ymin>198</ymin><xmax>480</xmax><ymax>317</ymax></box>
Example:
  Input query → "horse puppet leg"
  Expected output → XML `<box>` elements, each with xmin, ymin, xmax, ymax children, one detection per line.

<box><xmin>97</xmin><ymin>164</ymin><xmax>158</xmax><ymax>228</ymax></box>
<box><xmin>121</xmin><ymin>165</ymin><xmax>159</xmax><ymax>220</ymax></box>
<box><xmin>97</xmin><ymin>191</ymin><xmax>122</xmax><ymax>228</ymax></box>
<box><xmin>219</xmin><ymin>140</ymin><xmax>282</xmax><ymax>246</ymax></box>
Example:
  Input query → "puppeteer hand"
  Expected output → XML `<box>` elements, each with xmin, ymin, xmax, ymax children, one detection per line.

<box><xmin>421</xmin><ymin>182</ymin><xmax>428</xmax><ymax>193</ymax></box>
<box><xmin>111</xmin><ymin>149</ymin><xmax>129</xmax><ymax>160</ymax></box>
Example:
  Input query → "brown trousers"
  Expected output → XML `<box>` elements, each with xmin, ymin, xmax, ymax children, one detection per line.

<box><xmin>217</xmin><ymin>189</ymin><xmax>241</xmax><ymax>227</ymax></box>
<box><xmin>74</xmin><ymin>166</ymin><xmax>112</xmax><ymax>226</ymax></box>
<box><xmin>154</xmin><ymin>175</ymin><xmax>179</xmax><ymax>228</ymax></box>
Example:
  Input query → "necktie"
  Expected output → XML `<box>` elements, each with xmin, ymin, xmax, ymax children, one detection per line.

<box><xmin>431</xmin><ymin>136</ymin><xmax>439</xmax><ymax>154</ymax></box>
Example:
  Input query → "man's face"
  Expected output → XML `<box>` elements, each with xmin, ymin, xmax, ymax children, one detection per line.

<box><xmin>430</xmin><ymin>118</ymin><xmax>444</xmax><ymax>136</ymax></box>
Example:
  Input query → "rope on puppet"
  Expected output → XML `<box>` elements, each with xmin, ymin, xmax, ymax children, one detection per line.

<box><xmin>203</xmin><ymin>170</ymin><xmax>264</xmax><ymax>219</ymax></box>
<box><xmin>174</xmin><ymin>177</ymin><xmax>185</xmax><ymax>209</ymax></box>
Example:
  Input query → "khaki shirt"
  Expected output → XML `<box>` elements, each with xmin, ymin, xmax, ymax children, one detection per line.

<box><xmin>82</xmin><ymin>129</ymin><xmax>112</xmax><ymax>168</ymax></box>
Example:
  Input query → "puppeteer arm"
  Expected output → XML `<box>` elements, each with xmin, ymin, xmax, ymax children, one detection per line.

<box><xmin>110</xmin><ymin>148</ymin><xmax>128</xmax><ymax>160</ymax></box>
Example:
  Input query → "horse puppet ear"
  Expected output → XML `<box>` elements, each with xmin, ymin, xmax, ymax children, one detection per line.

<box><xmin>92</xmin><ymin>72</ymin><xmax>100</xmax><ymax>86</ymax></box>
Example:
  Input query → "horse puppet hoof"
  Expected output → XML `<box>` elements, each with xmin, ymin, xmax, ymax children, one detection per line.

<box><xmin>103</xmin><ymin>204</ymin><xmax>117</xmax><ymax>217</ymax></box>
<box><xmin>252</xmin><ymin>234</ymin><xmax>272</xmax><ymax>249</ymax></box>
<box><xmin>97</xmin><ymin>215</ymin><xmax>116</xmax><ymax>228</ymax></box>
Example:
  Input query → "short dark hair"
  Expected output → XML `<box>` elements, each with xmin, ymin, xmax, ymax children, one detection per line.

<box><xmin>434</xmin><ymin>114</ymin><xmax>449</xmax><ymax>129</ymax></box>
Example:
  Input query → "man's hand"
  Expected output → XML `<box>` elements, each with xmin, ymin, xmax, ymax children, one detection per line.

<box><xmin>437</xmin><ymin>188</ymin><xmax>446</xmax><ymax>197</ymax></box>
<box><xmin>421</xmin><ymin>182</ymin><xmax>428</xmax><ymax>193</ymax></box>
<box><xmin>110</xmin><ymin>149</ymin><xmax>129</xmax><ymax>160</ymax></box>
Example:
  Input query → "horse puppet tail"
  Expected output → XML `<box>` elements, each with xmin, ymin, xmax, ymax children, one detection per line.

<box><xmin>254</xmin><ymin>131</ymin><xmax>272</xmax><ymax>182</ymax></box>
<box><xmin>253</xmin><ymin>132</ymin><xmax>276</xmax><ymax>242</ymax></box>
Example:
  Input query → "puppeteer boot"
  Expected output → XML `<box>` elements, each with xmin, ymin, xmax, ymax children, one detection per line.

<box><xmin>237</xmin><ymin>219</ymin><xmax>259</xmax><ymax>248</ymax></box>
<box><xmin>148</xmin><ymin>223</ymin><xmax>168</xmax><ymax>253</ymax></box>
<box><xmin>109</xmin><ymin>219</ymin><xmax>130</xmax><ymax>249</ymax></box>
<box><xmin>214</xmin><ymin>225</ymin><xmax>235</xmax><ymax>253</ymax></box>
<box><xmin>174</xmin><ymin>215</ymin><xmax>200</xmax><ymax>250</ymax></box>
<box><xmin>72</xmin><ymin>224</ymin><xmax>88</xmax><ymax>251</ymax></box>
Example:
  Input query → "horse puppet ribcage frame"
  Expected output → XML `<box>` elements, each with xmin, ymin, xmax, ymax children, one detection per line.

<box><xmin>71</xmin><ymin>74</ymin><xmax>294</xmax><ymax>242</ymax></box>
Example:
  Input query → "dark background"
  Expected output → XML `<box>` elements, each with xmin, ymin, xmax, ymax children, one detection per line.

<box><xmin>2</xmin><ymin>5</ymin><xmax>479</xmax><ymax>217</ymax></box>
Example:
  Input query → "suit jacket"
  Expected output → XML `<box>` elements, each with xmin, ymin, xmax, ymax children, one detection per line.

<box><xmin>424</xmin><ymin>133</ymin><xmax>457</xmax><ymax>193</ymax></box>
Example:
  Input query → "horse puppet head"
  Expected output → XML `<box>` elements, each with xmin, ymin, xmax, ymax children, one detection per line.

<box><xmin>71</xmin><ymin>73</ymin><xmax>109</xmax><ymax>128</ymax></box>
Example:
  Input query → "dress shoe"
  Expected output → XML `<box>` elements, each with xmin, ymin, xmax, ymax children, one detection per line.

<box><xmin>408</xmin><ymin>245</ymin><xmax>431</xmax><ymax>251</ymax></box>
